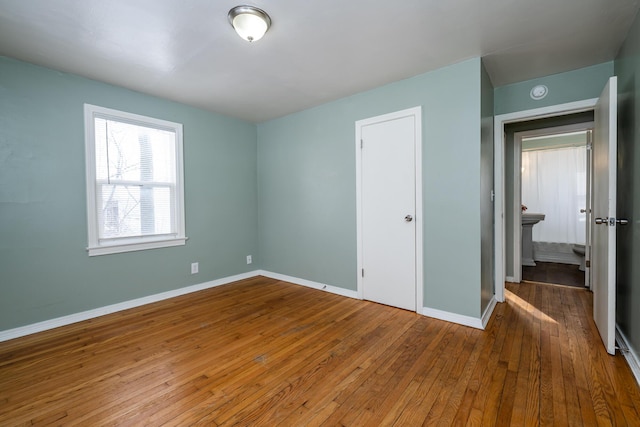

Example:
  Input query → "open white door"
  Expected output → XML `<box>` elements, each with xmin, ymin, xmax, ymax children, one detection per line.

<box><xmin>592</xmin><ymin>76</ymin><xmax>617</xmax><ymax>355</ymax></box>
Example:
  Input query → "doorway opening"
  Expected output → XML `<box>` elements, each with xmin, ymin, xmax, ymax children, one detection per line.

<box><xmin>493</xmin><ymin>100</ymin><xmax>598</xmax><ymax>303</ymax></box>
<box><xmin>517</xmin><ymin>126</ymin><xmax>592</xmax><ymax>289</ymax></box>
<box><xmin>494</xmin><ymin>77</ymin><xmax>618</xmax><ymax>355</ymax></box>
<box><xmin>501</xmin><ymin>112</ymin><xmax>595</xmax><ymax>289</ymax></box>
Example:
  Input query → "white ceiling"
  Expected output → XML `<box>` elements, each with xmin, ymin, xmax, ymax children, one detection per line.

<box><xmin>0</xmin><ymin>0</ymin><xmax>638</xmax><ymax>122</ymax></box>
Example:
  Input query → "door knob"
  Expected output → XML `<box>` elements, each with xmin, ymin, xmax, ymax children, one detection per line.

<box><xmin>405</xmin><ymin>215</ymin><xmax>413</xmax><ymax>222</ymax></box>
<box><xmin>596</xmin><ymin>217</ymin><xmax>629</xmax><ymax>226</ymax></box>
<box><xmin>580</xmin><ymin>208</ymin><xmax>589</xmax><ymax>213</ymax></box>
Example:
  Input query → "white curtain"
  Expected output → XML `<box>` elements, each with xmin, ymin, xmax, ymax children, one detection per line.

<box><xmin>521</xmin><ymin>146</ymin><xmax>587</xmax><ymax>244</ymax></box>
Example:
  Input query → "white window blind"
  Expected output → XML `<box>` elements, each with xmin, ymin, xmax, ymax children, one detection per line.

<box><xmin>85</xmin><ymin>104</ymin><xmax>186</xmax><ymax>256</ymax></box>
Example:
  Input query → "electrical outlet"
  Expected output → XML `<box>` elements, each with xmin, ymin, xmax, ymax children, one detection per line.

<box><xmin>246</xmin><ymin>255</ymin><xmax>252</xmax><ymax>265</ymax></box>
<box><xmin>191</xmin><ymin>262</ymin><xmax>199</xmax><ymax>274</ymax></box>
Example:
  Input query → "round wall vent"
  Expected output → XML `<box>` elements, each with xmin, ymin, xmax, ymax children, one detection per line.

<box><xmin>530</xmin><ymin>84</ymin><xmax>549</xmax><ymax>100</ymax></box>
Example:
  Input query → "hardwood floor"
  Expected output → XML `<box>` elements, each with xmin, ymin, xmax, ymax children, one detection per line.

<box><xmin>1</xmin><ymin>276</ymin><xmax>639</xmax><ymax>426</ymax></box>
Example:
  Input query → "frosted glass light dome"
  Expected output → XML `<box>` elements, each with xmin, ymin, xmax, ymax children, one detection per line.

<box><xmin>228</xmin><ymin>6</ymin><xmax>271</xmax><ymax>42</ymax></box>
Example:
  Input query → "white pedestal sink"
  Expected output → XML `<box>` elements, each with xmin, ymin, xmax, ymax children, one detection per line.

<box><xmin>522</xmin><ymin>213</ymin><xmax>545</xmax><ymax>266</ymax></box>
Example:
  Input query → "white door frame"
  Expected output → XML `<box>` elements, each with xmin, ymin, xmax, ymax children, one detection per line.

<box><xmin>512</xmin><ymin>130</ymin><xmax>523</xmax><ymax>283</ymax></box>
<box><xmin>355</xmin><ymin>106</ymin><xmax>423</xmax><ymax>313</ymax></box>
<box><xmin>494</xmin><ymin>99</ymin><xmax>597</xmax><ymax>302</ymax></box>
<box><xmin>585</xmin><ymin>130</ymin><xmax>594</xmax><ymax>290</ymax></box>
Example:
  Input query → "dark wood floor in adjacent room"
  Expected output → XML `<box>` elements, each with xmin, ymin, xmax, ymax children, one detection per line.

<box><xmin>522</xmin><ymin>261</ymin><xmax>585</xmax><ymax>288</ymax></box>
<box><xmin>1</xmin><ymin>276</ymin><xmax>639</xmax><ymax>426</ymax></box>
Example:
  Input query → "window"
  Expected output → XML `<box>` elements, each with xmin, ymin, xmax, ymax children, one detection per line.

<box><xmin>84</xmin><ymin>104</ymin><xmax>186</xmax><ymax>256</ymax></box>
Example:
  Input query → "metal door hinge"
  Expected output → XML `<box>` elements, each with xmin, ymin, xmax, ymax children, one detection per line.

<box><xmin>361</xmin><ymin>268</ymin><xmax>364</xmax><ymax>277</ymax></box>
<box><xmin>361</xmin><ymin>139</ymin><xmax>363</xmax><ymax>149</ymax></box>
<box><xmin>586</xmin><ymin>260</ymin><xmax>591</xmax><ymax>268</ymax></box>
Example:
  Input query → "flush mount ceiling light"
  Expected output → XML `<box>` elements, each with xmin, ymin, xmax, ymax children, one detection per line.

<box><xmin>228</xmin><ymin>5</ymin><xmax>271</xmax><ymax>42</ymax></box>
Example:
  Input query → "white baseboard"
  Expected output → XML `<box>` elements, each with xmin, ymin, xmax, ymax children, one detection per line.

<box><xmin>481</xmin><ymin>297</ymin><xmax>498</xmax><ymax>329</ymax></box>
<box><xmin>616</xmin><ymin>326</ymin><xmax>640</xmax><ymax>388</ymax></box>
<box><xmin>261</xmin><ymin>271</ymin><xmax>497</xmax><ymax>332</ymax></box>
<box><xmin>258</xmin><ymin>270</ymin><xmax>359</xmax><ymax>300</ymax></box>
<box><xmin>506</xmin><ymin>276</ymin><xmax>517</xmax><ymax>283</ymax></box>
<box><xmin>422</xmin><ymin>306</ymin><xmax>484</xmax><ymax>330</ymax></box>
<box><xmin>1</xmin><ymin>269</ymin><xmax>493</xmax><ymax>343</ymax></box>
<box><xmin>263</xmin><ymin>270</ymin><xmax>494</xmax><ymax>330</ymax></box>
<box><xmin>260</xmin><ymin>271</ymin><xmax>501</xmax><ymax>332</ymax></box>
<box><xmin>0</xmin><ymin>270</ymin><xmax>261</xmax><ymax>343</ymax></box>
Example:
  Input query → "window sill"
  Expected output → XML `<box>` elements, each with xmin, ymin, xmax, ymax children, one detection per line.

<box><xmin>87</xmin><ymin>237</ymin><xmax>187</xmax><ymax>256</ymax></box>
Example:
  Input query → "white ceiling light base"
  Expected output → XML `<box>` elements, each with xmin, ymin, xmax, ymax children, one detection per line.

<box><xmin>228</xmin><ymin>5</ymin><xmax>271</xmax><ymax>42</ymax></box>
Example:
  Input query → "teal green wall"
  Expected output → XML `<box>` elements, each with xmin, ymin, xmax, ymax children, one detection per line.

<box><xmin>258</xmin><ymin>58</ymin><xmax>484</xmax><ymax>318</ymax></box>
<box><xmin>495</xmin><ymin>62</ymin><xmax>614</xmax><ymax>115</ymax></box>
<box><xmin>3</xmin><ymin>35</ymin><xmax>636</xmax><ymax>334</ymax></box>
<box><xmin>615</xmin><ymin>10</ymin><xmax>640</xmax><ymax>361</ymax></box>
<box><xmin>480</xmin><ymin>60</ymin><xmax>495</xmax><ymax>313</ymax></box>
<box><xmin>0</xmin><ymin>50</ymin><xmax>628</xmax><ymax>333</ymax></box>
<box><xmin>0</xmin><ymin>57</ymin><xmax>259</xmax><ymax>330</ymax></box>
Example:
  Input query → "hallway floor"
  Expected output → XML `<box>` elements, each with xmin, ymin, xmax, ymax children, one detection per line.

<box><xmin>522</xmin><ymin>262</ymin><xmax>585</xmax><ymax>288</ymax></box>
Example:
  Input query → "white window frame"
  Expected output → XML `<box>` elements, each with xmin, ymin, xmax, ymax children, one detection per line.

<box><xmin>84</xmin><ymin>104</ymin><xmax>186</xmax><ymax>256</ymax></box>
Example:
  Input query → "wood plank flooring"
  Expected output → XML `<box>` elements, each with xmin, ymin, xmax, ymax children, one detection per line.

<box><xmin>1</xmin><ymin>276</ymin><xmax>639</xmax><ymax>426</ymax></box>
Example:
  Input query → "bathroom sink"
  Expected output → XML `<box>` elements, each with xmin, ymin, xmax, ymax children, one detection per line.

<box><xmin>521</xmin><ymin>213</ymin><xmax>545</xmax><ymax>267</ymax></box>
<box><xmin>522</xmin><ymin>213</ymin><xmax>545</xmax><ymax>225</ymax></box>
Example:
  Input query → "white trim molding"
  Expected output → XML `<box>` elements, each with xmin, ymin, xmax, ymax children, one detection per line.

<box><xmin>422</xmin><ymin>307</ymin><xmax>484</xmax><ymax>330</ymax></box>
<box><xmin>2</xmin><ymin>269</ymin><xmax>489</xmax><ymax>343</ymax></box>
<box><xmin>84</xmin><ymin>103</ymin><xmax>186</xmax><ymax>257</ymax></box>
<box><xmin>616</xmin><ymin>326</ymin><xmax>640</xmax><ymax>387</ymax></box>
<box><xmin>0</xmin><ymin>271</ymin><xmax>260</xmax><ymax>343</ymax></box>
<box><xmin>481</xmin><ymin>297</ymin><xmax>498</xmax><ymax>329</ymax></box>
<box><xmin>258</xmin><ymin>270</ymin><xmax>360</xmax><ymax>300</ymax></box>
<box><xmin>422</xmin><ymin>296</ymin><xmax>497</xmax><ymax>331</ymax></box>
<box><xmin>263</xmin><ymin>270</ymin><xmax>497</xmax><ymax>331</ymax></box>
